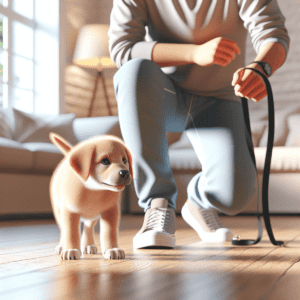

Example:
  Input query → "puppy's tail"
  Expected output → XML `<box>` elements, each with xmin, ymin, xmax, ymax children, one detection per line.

<box><xmin>49</xmin><ymin>132</ymin><xmax>73</xmax><ymax>156</ymax></box>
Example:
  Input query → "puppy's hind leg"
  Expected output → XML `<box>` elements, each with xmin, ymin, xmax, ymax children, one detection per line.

<box><xmin>81</xmin><ymin>219</ymin><xmax>98</xmax><ymax>254</ymax></box>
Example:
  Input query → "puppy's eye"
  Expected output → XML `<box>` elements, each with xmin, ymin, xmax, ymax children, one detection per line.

<box><xmin>122</xmin><ymin>157</ymin><xmax>127</xmax><ymax>164</ymax></box>
<box><xmin>101</xmin><ymin>158</ymin><xmax>110</xmax><ymax>165</ymax></box>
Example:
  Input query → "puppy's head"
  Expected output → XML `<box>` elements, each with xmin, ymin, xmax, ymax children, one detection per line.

<box><xmin>69</xmin><ymin>135</ymin><xmax>133</xmax><ymax>192</ymax></box>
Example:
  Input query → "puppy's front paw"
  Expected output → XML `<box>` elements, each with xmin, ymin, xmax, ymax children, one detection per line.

<box><xmin>55</xmin><ymin>245</ymin><xmax>63</xmax><ymax>255</ymax></box>
<box><xmin>103</xmin><ymin>248</ymin><xmax>125</xmax><ymax>260</ymax></box>
<box><xmin>60</xmin><ymin>249</ymin><xmax>81</xmax><ymax>260</ymax></box>
<box><xmin>82</xmin><ymin>245</ymin><xmax>98</xmax><ymax>254</ymax></box>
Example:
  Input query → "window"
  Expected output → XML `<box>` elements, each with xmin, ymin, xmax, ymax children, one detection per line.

<box><xmin>0</xmin><ymin>0</ymin><xmax>59</xmax><ymax>114</ymax></box>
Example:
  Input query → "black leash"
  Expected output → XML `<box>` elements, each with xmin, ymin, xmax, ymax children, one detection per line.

<box><xmin>232</xmin><ymin>68</ymin><xmax>284</xmax><ymax>247</ymax></box>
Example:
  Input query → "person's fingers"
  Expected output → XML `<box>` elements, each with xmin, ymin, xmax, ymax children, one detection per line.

<box><xmin>220</xmin><ymin>38</ymin><xmax>241</xmax><ymax>54</ymax></box>
<box><xmin>251</xmin><ymin>87</ymin><xmax>267</xmax><ymax>102</ymax></box>
<box><xmin>240</xmin><ymin>68</ymin><xmax>255</xmax><ymax>82</ymax></box>
<box><xmin>232</xmin><ymin>68</ymin><xmax>244</xmax><ymax>86</ymax></box>
<box><xmin>213</xmin><ymin>50</ymin><xmax>234</xmax><ymax>66</ymax></box>
<box><xmin>238</xmin><ymin>83</ymin><xmax>266</xmax><ymax>101</ymax></box>
<box><xmin>242</xmin><ymin>84</ymin><xmax>264</xmax><ymax>99</ymax></box>
<box><xmin>234</xmin><ymin>70</ymin><xmax>255</xmax><ymax>93</ymax></box>
<box><xmin>237</xmin><ymin>70</ymin><xmax>266</xmax><ymax>100</ymax></box>
<box><xmin>214</xmin><ymin>56</ymin><xmax>229</xmax><ymax>66</ymax></box>
<box><xmin>232</xmin><ymin>70</ymin><xmax>241</xmax><ymax>86</ymax></box>
<box><xmin>238</xmin><ymin>76</ymin><xmax>262</xmax><ymax>96</ymax></box>
<box><xmin>216</xmin><ymin>49</ymin><xmax>236</xmax><ymax>61</ymax></box>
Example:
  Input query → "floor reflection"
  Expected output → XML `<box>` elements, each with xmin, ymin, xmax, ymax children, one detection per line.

<box><xmin>49</xmin><ymin>271</ymin><xmax>238</xmax><ymax>300</ymax></box>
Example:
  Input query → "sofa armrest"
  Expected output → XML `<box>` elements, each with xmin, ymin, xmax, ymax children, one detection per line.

<box><xmin>73</xmin><ymin>116</ymin><xmax>122</xmax><ymax>142</ymax></box>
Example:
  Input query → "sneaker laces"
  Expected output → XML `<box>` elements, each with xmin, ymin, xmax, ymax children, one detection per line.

<box><xmin>201</xmin><ymin>209</ymin><xmax>225</xmax><ymax>231</ymax></box>
<box><xmin>144</xmin><ymin>208</ymin><xmax>170</xmax><ymax>232</ymax></box>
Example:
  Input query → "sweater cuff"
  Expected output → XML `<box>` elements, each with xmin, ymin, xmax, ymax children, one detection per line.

<box><xmin>131</xmin><ymin>41</ymin><xmax>158</xmax><ymax>61</ymax></box>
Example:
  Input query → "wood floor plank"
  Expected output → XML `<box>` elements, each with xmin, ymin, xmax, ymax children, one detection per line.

<box><xmin>264</xmin><ymin>260</ymin><xmax>300</xmax><ymax>300</ymax></box>
<box><xmin>225</xmin><ymin>230</ymin><xmax>300</xmax><ymax>300</ymax></box>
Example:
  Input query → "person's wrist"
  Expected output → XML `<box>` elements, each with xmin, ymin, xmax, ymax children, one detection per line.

<box><xmin>248</xmin><ymin>61</ymin><xmax>271</xmax><ymax>77</ymax></box>
<box><xmin>188</xmin><ymin>44</ymin><xmax>198</xmax><ymax>64</ymax></box>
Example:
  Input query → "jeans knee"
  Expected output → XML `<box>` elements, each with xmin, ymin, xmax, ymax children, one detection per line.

<box><xmin>113</xmin><ymin>58</ymin><xmax>165</xmax><ymax>110</ymax></box>
<box><xmin>114</xmin><ymin>58</ymin><xmax>160</xmax><ymax>90</ymax></box>
<box><xmin>203</xmin><ymin>173</ymin><xmax>257</xmax><ymax>216</ymax></box>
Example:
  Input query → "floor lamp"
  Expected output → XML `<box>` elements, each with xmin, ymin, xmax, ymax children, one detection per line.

<box><xmin>73</xmin><ymin>24</ymin><xmax>116</xmax><ymax>117</ymax></box>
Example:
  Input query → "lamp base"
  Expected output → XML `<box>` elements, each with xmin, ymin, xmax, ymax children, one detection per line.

<box><xmin>88</xmin><ymin>71</ymin><xmax>112</xmax><ymax>117</ymax></box>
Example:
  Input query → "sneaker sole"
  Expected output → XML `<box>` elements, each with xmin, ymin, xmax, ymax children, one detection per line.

<box><xmin>181</xmin><ymin>203</ymin><xmax>233</xmax><ymax>242</ymax></box>
<box><xmin>133</xmin><ymin>231</ymin><xmax>176</xmax><ymax>249</ymax></box>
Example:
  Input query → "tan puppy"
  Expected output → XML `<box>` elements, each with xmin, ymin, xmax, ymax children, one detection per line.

<box><xmin>49</xmin><ymin>132</ymin><xmax>133</xmax><ymax>260</ymax></box>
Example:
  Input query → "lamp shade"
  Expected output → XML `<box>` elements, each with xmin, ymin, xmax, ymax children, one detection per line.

<box><xmin>73</xmin><ymin>24</ymin><xmax>115</xmax><ymax>71</ymax></box>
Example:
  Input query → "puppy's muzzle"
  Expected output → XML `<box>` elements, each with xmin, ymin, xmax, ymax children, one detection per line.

<box><xmin>119</xmin><ymin>170</ymin><xmax>130</xmax><ymax>180</ymax></box>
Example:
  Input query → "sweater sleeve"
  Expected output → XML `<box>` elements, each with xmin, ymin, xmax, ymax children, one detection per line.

<box><xmin>108</xmin><ymin>0</ymin><xmax>157</xmax><ymax>68</ymax></box>
<box><xmin>237</xmin><ymin>0</ymin><xmax>290</xmax><ymax>55</ymax></box>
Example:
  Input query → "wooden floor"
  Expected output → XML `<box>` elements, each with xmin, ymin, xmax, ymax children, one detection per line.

<box><xmin>0</xmin><ymin>215</ymin><xmax>300</xmax><ymax>300</ymax></box>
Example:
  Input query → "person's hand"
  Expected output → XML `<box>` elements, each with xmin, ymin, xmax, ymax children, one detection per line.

<box><xmin>193</xmin><ymin>37</ymin><xmax>240</xmax><ymax>67</ymax></box>
<box><xmin>232</xmin><ymin>63</ymin><xmax>268</xmax><ymax>102</ymax></box>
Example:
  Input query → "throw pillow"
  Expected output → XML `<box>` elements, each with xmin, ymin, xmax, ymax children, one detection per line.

<box><xmin>12</xmin><ymin>108</ymin><xmax>78</xmax><ymax>145</ymax></box>
<box><xmin>250</xmin><ymin>122</ymin><xmax>266</xmax><ymax>147</ymax></box>
<box><xmin>0</xmin><ymin>107</ymin><xmax>14</xmax><ymax>139</ymax></box>
<box><xmin>285</xmin><ymin>114</ymin><xmax>300</xmax><ymax>147</ymax></box>
<box><xmin>255</xmin><ymin>101</ymin><xmax>300</xmax><ymax>147</ymax></box>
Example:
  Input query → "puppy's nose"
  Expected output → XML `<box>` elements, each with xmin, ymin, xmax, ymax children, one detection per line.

<box><xmin>119</xmin><ymin>170</ymin><xmax>129</xmax><ymax>179</ymax></box>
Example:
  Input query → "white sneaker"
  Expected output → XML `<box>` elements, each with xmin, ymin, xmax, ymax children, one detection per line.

<box><xmin>181</xmin><ymin>199</ymin><xmax>233</xmax><ymax>242</ymax></box>
<box><xmin>133</xmin><ymin>198</ymin><xmax>176</xmax><ymax>249</ymax></box>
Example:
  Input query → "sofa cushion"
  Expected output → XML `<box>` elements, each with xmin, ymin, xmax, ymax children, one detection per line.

<box><xmin>169</xmin><ymin>131</ymin><xmax>192</xmax><ymax>150</ymax></box>
<box><xmin>169</xmin><ymin>148</ymin><xmax>201</xmax><ymax>170</ymax></box>
<box><xmin>285</xmin><ymin>114</ymin><xmax>300</xmax><ymax>147</ymax></box>
<box><xmin>254</xmin><ymin>147</ymin><xmax>300</xmax><ymax>173</ymax></box>
<box><xmin>12</xmin><ymin>109</ymin><xmax>78</xmax><ymax>145</ymax></box>
<box><xmin>22</xmin><ymin>143</ymin><xmax>64</xmax><ymax>172</ymax></box>
<box><xmin>248</xmin><ymin>101</ymin><xmax>300</xmax><ymax>147</ymax></box>
<box><xmin>166</xmin><ymin>132</ymin><xmax>182</xmax><ymax>146</ymax></box>
<box><xmin>0</xmin><ymin>137</ymin><xmax>33</xmax><ymax>171</ymax></box>
<box><xmin>73</xmin><ymin>116</ymin><xmax>122</xmax><ymax>142</ymax></box>
<box><xmin>250</xmin><ymin>122</ymin><xmax>267</xmax><ymax>147</ymax></box>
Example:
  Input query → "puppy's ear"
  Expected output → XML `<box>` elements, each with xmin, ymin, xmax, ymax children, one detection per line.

<box><xmin>124</xmin><ymin>146</ymin><xmax>134</xmax><ymax>178</ymax></box>
<box><xmin>69</xmin><ymin>144</ymin><xmax>95</xmax><ymax>182</ymax></box>
<box><xmin>49</xmin><ymin>132</ymin><xmax>73</xmax><ymax>156</ymax></box>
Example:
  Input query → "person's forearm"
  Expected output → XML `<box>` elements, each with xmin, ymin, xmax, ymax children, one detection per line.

<box><xmin>152</xmin><ymin>38</ymin><xmax>240</xmax><ymax>68</ymax></box>
<box><xmin>249</xmin><ymin>42</ymin><xmax>287</xmax><ymax>76</ymax></box>
<box><xmin>152</xmin><ymin>43</ymin><xmax>196</xmax><ymax>67</ymax></box>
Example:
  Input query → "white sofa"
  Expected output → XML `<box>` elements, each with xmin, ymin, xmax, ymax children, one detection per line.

<box><xmin>1</xmin><ymin>100</ymin><xmax>300</xmax><ymax>219</ymax></box>
<box><xmin>0</xmin><ymin>108</ymin><xmax>126</xmax><ymax>219</ymax></box>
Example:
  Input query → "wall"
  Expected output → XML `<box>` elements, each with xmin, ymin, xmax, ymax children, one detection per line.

<box><xmin>62</xmin><ymin>0</ymin><xmax>118</xmax><ymax>117</ymax></box>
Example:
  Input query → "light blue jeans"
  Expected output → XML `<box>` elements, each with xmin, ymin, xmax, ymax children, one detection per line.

<box><xmin>113</xmin><ymin>58</ymin><xmax>257</xmax><ymax>215</ymax></box>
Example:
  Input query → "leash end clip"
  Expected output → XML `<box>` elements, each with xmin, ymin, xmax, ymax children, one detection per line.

<box><xmin>232</xmin><ymin>235</ymin><xmax>241</xmax><ymax>241</ymax></box>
